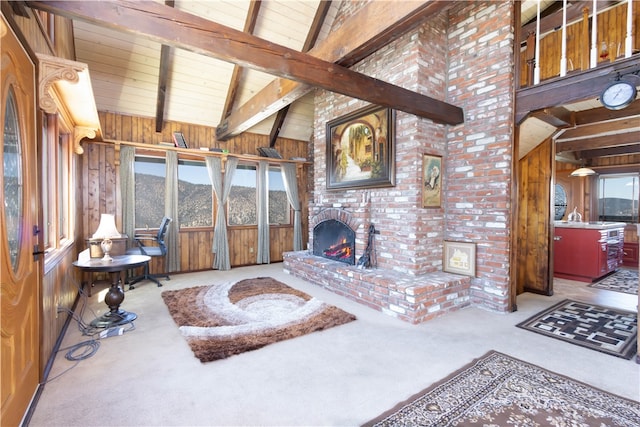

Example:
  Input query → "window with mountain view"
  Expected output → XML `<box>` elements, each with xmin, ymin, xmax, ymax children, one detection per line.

<box><xmin>134</xmin><ymin>156</ymin><xmax>165</xmax><ymax>229</ymax></box>
<box><xmin>134</xmin><ymin>155</ymin><xmax>213</xmax><ymax>229</ymax></box>
<box><xmin>227</xmin><ymin>163</ymin><xmax>290</xmax><ymax>226</ymax></box>
<box><xmin>177</xmin><ymin>159</ymin><xmax>212</xmax><ymax>227</ymax></box>
<box><xmin>597</xmin><ymin>173</ymin><xmax>639</xmax><ymax>223</ymax></box>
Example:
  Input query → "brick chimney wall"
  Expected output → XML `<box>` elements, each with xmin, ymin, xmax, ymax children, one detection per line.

<box><xmin>307</xmin><ymin>1</ymin><xmax>514</xmax><ymax>313</ymax></box>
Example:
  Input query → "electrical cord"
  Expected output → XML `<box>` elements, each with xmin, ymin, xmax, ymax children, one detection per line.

<box><xmin>45</xmin><ymin>271</ymin><xmax>135</xmax><ymax>384</ymax></box>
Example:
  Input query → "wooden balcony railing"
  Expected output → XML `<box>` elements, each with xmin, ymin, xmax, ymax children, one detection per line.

<box><xmin>521</xmin><ymin>0</ymin><xmax>638</xmax><ymax>88</ymax></box>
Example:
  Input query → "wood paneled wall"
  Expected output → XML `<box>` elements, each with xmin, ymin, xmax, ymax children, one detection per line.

<box><xmin>82</xmin><ymin>112</ymin><xmax>310</xmax><ymax>273</ymax></box>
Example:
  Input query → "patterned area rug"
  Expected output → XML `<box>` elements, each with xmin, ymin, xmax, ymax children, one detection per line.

<box><xmin>364</xmin><ymin>351</ymin><xmax>640</xmax><ymax>427</ymax></box>
<box><xmin>589</xmin><ymin>268</ymin><xmax>638</xmax><ymax>295</ymax></box>
<box><xmin>516</xmin><ymin>299</ymin><xmax>637</xmax><ymax>359</ymax></box>
<box><xmin>161</xmin><ymin>277</ymin><xmax>356</xmax><ymax>362</ymax></box>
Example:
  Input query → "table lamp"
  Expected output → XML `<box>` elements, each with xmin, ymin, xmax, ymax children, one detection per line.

<box><xmin>92</xmin><ymin>214</ymin><xmax>121</xmax><ymax>261</ymax></box>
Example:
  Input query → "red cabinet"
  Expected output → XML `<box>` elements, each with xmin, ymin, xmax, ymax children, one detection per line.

<box><xmin>553</xmin><ymin>224</ymin><xmax>624</xmax><ymax>282</ymax></box>
<box><xmin>623</xmin><ymin>242</ymin><xmax>639</xmax><ymax>267</ymax></box>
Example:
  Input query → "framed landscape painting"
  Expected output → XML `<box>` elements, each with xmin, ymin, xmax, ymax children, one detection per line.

<box><xmin>422</xmin><ymin>154</ymin><xmax>442</xmax><ymax>208</ymax></box>
<box><xmin>443</xmin><ymin>241</ymin><xmax>476</xmax><ymax>276</ymax></box>
<box><xmin>326</xmin><ymin>105</ymin><xmax>395</xmax><ymax>190</ymax></box>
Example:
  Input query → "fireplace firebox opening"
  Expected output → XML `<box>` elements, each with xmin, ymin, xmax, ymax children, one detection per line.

<box><xmin>313</xmin><ymin>219</ymin><xmax>356</xmax><ymax>265</ymax></box>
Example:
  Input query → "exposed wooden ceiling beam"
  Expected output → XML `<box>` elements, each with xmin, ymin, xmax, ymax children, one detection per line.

<box><xmin>556</xmin><ymin>116</ymin><xmax>640</xmax><ymax>140</ymax></box>
<box><xmin>154</xmin><ymin>0</ymin><xmax>174</xmax><ymax>133</ymax></box>
<box><xmin>578</xmin><ymin>143</ymin><xmax>640</xmax><ymax>159</ymax></box>
<box><xmin>221</xmin><ymin>0</ymin><xmax>261</xmax><ymax>122</ymax></box>
<box><xmin>555</xmin><ymin>130</ymin><xmax>640</xmax><ymax>152</ymax></box>
<box><xmin>573</xmin><ymin>99</ymin><xmax>640</xmax><ymax>125</ymax></box>
<box><xmin>218</xmin><ymin>0</ymin><xmax>455</xmax><ymax>140</ymax></box>
<box><xmin>515</xmin><ymin>56</ymin><xmax>640</xmax><ymax>123</ymax></box>
<box><xmin>530</xmin><ymin>107</ymin><xmax>573</xmax><ymax>127</ymax></box>
<box><xmin>268</xmin><ymin>0</ymin><xmax>331</xmax><ymax>147</ymax></box>
<box><xmin>28</xmin><ymin>0</ymin><xmax>463</xmax><ymax>135</ymax></box>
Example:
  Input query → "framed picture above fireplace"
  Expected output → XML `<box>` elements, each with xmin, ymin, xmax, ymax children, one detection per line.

<box><xmin>443</xmin><ymin>241</ymin><xmax>476</xmax><ymax>276</ymax></box>
<box><xmin>326</xmin><ymin>105</ymin><xmax>395</xmax><ymax>190</ymax></box>
<box><xmin>422</xmin><ymin>154</ymin><xmax>442</xmax><ymax>208</ymax></box>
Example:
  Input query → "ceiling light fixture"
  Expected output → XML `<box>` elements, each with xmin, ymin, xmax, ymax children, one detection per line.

<box><xmin>570</xmin><ymin>166</ymin><xmax>597</xmax><ymax>177</ymax></box>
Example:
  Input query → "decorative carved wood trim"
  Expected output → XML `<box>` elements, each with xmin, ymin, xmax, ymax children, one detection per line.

<box><xmin>36</xmin><ymin>53</ymin><xmax>84</xmax><ymax>114</ymax></box>
<box><xmin>73</xmin><ymin>126</ymin><xmax>96</xmax><ymax>155</ymax></box>
<box><xmin>36</xmin><ymin>53</ymin><xmax>102</xmax><ymax>154</ymax></box>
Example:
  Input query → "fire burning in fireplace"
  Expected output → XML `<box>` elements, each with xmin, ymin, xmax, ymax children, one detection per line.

<box><xmin>323</xmin><ymin>238</ymin><xmax>353</xmax><ymax>260</ymax></box>
<box><xmin>313</xmin><ymin>219</ymin><xmax>355</xmax><ymax>265</ymax></box>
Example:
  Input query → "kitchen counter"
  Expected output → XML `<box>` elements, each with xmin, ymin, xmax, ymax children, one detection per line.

<box><xmin>554</xmin><ymin>221</ymin><xmax>627</xmax><ymax>230</ymax></box>
<box><xmin>553</xmin><ymin>222</ymin><xmax>625</xmax><ymax>282</ymax></box>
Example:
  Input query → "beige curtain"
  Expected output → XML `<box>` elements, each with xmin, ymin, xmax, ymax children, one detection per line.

<box><xmin>165</xmin><ymin>151</ymin><xmax>180</xmax><ymax>272</ymax></box>
<box><xmin>281</xmin><ymin>163</ymin><xmax>302</xmax><ymax>251</ymax></box>
<box><xmin>256</xmin><ymin>161</ymin><xmax>270</xmax><ymax>264</ymax></box>
<box><xmin>206</xmin><ymin>156</ymin><xmax>238</xmax><ymax>270</ymax></box>
<box><xmin>119</xmin><ymin>146</ymin><xmax>136</xmax><ymax>247</ymax></box>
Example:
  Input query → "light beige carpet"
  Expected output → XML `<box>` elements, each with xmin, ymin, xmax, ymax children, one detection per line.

<box><xmin>161</xmin><ymin>276</ymin><xmax>356</xmax><ymax>362</ymax></box>
<box><xmin>365</xmin><ymin>350</ymin><xmax>640</xmax><ymax>427</ymax></box>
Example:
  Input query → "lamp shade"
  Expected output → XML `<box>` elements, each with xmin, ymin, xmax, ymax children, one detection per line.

<box><xmin>570</xmin><ymin>167</ymin><xmax>596</xmax><ymax>177</ymax></box>
<box><xmin>92</xmin><ymin>214</ymin><xmax>121</xmax><ymax>239</ymax></box>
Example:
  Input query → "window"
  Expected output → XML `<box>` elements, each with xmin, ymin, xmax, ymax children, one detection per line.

<box><xmin>134</xmin><ymin>156</ymin><xmax>166</xmax><ymax>229</ymax></box>
<box><xmin>227</xmin><ymin>164</ymin><xmax>291</xmax><ymax>226</ymax></box>
<box><xmin>134</xmin><ymin>154</ymin><xmax>213</xmax><ymax>229</ymax></box>
<box><xmin>228</xmin><ymin>164</ymin><xmax>257</xmax><ymax>226</ymax></box>
<box><xmin>598</xmin><ymin>173</ymin><xmax>639</xmax><ymax>223</ymax></box>
<box><xmin>57</xmin><ymin>133</ymin><xmax>69</xmax><ymax>240</ymax></box>
<box><xmin>42</xmin><ymin>115</ymin><xmax>51</xmax><ymax>249</ymax></box>
<box><xmin>268</xmin><ymin>166</ymin><xmax>290</xmax><ymax>225</ymax></box>
<box><xmin>42</xmin><ymin>113</ymin><xmax>73</xmax><ymax>254</ymax></box>
<box><xmin>178</xmin><ymin>159</ymin><xmax>212</xmax><ymax>227</ymax></box>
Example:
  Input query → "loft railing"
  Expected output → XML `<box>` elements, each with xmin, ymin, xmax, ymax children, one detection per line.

<box><xmin>521</xmin><ymin>0</ymin><xmax>638</xmax><ymax>88</ymax></box>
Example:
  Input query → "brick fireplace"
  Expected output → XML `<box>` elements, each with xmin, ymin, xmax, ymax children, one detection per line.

<box><xmin>284</xmin><ymin>207</ymin><xmax>471</xmax><ymax>324</ymax></box>
<box><xmin>285</xmin><ymin>1</ymin><xmax>514</xmax><ymax>323</ymax></box>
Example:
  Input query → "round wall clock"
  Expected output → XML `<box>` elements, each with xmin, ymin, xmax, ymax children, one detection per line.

<box><xmin>600</xmin><ymin>80</ymin><xmax>637</xmax><ymax>110</ymax></box>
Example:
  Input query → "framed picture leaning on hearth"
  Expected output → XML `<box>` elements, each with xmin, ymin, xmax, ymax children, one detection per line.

<box><xmin>443</xmin><ymin>241</ymin><xmax>476</xmax><ymax>276</ymax></box>
<box><xmin>422</xmin><ymin>153</ymin><xmax>442</xmax><ymax>208</ymax></box>
<box><xmin>326</xmin><ymin>105</ymin><xmax>395</xmax><ymax>190</ymax></box>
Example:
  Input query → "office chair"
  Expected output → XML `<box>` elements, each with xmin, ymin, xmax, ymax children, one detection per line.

<box><xmin>126</xmin><ymin>216</ymin><xmax>172</xmax><ymax>289</ymax></box>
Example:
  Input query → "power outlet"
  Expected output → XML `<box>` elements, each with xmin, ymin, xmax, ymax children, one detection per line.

<box><xmin>249</xmin><ymin>247</ymin><xmax>254</xmax><ymax>253</ymax></box>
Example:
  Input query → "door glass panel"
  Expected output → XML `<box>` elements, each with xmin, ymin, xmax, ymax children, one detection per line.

<box><xmin>3</xmin><ymin>87</ymin><xmax>23</xmax><ymax>271</ymax></box>
<box><xmin>554</xmin><ymin>184</ymin><xmax>567</xmax><ymax>221</ymax></box>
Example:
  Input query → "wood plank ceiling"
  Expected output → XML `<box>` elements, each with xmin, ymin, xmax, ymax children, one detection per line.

<box><xmin>27</xmin><ymin>0</ymin><xmax>639</xmax><ymax>163</ymax></box>
<box><xmin>72</xmin><ymin>0</ymin><xmax>334</xmax><ymax>144</ymax></box>
<box><xmin>30</xmin><ymin>0</ymin><xmax>462</xmax><ymax>148</ymax></box>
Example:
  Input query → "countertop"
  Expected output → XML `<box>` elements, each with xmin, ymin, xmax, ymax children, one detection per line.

<box><xmin>554</xmin><ymin>221</ymin><xmax>626</xmax><ymax>230</ymax></box>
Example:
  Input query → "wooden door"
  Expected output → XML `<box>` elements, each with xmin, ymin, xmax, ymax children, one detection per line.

<box><xmin>1</xmin><ymin>16</ymin><xmax>41</xmax><ymax>427</ymax></box>
<box><xmin>516</xmin><ymin>137</ymin><xmax>554</xmax><ymax>295</ymax></box>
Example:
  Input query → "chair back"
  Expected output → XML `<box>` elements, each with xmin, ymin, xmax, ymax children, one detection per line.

<box><xmin>156</xmin><ymin>217</ymin><xmax>172</xmax><ymax>254</ymax></box>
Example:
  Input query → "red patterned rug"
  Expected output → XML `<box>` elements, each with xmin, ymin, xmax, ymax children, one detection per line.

<box><xmin>364</xmin><ymin>351</ymin><xmax>640</xmax><ymax>427</ymax></box>
<box><xmin>161</xmin><ymin>277</ymin><xmax>356</xmax><ymax>362</ymax></box>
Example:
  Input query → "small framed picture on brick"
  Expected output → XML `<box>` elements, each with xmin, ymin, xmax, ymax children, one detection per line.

<box><xmin>443</xmin><ymin>241</ymin><xmax>476</xmax><ymax>276</ymax></box>
<box><xmin>422</xmin><ymin>153</ymin><xmax>442</xmax><ymax>208</ymax></box>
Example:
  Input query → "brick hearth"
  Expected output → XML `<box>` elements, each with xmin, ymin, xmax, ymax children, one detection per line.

<box><xmin>283</xmin><ymin>251</ymin><xmax>471</xmax><ymax>324</ymax></box>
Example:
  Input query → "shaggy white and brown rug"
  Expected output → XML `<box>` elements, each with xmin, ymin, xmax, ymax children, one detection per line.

<box><xmin>364</xmin><ymin>351</ymin><xmax>640</xmax><ymax>427</ymax></box>
<box><xmin>161</xmin><ymin>277</ymin><xmax>356</xmax><ymax>362</ymax></box>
